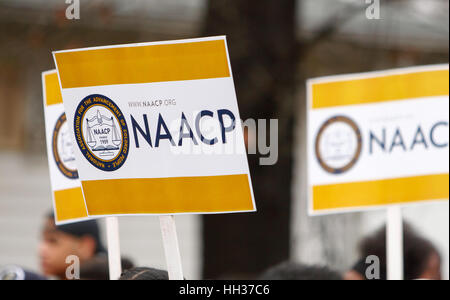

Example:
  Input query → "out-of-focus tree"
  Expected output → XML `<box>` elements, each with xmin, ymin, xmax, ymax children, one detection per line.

<box><xmin>202</xmin><ymin>0</ymin><xmax>299</xmax><ymax>279</ymax></box>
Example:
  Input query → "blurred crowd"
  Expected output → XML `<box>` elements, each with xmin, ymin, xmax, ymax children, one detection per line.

<box><xmin>0</xmin><ymin>213</ymin><xmax>442</xmax><ymax>280</ymax></box>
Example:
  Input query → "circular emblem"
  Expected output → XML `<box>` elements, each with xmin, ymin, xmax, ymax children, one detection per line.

<box><xmin>52</xmin><ymin>113</ymin><xmax>78</xmax><ymax>179</ymax></box>
<box><xmin>315</xmin><ymin>115</ymin><xmax>362</xmax><ymax>174</ymax></box>
<box><xmin>74</xmin><ymin>94</ymin><xmax>129</xmax><ymax>172</ymax></box>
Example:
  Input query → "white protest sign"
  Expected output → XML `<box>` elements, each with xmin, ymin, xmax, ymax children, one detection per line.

<box><xmin>44</xmin><ymin>70</ymin><xmax>122</xmax><ymax>280</ymax></box>
<box><xmin>42</xmin><ymin>70</ymin><xmax>88</xmax><ymax>224</ymax></box>
<box><xmin>307</xmin><ymin>65</ymin><xmax>449</xmax><ymax>215</ymax></box>
<box><xmin>53</xmin><ymin>36</ymin><xmax>256</xmax><ymax>218</ymax></box>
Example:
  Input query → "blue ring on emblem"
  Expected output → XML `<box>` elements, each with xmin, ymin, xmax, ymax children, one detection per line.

<box><xmin>74</xmin><ymin>94</ymin><xmax>129</xmax><ymax>172</ymax></box>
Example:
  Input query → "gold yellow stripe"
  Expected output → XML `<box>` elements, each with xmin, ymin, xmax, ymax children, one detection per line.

<box><xmin>81</xmin><ymin>174</ymin><xmax>254</xmax><ymax>215</ymax></box>
<box><xmin>312</xmin><ymin>69</ymin><xmax>449</xmax><ymax>109</ymax></box>
<box><xmin>54</xmin><ymin>40</ymin><xmax>231</xmax><ymax>89</ymax></box>
<box><xmin>313</xmin><ymin>173</ymin><xmax>449</xmax><ymax>211</ymax></box>
<box><xmin>44</xmin><ymin>72</ymin><xmax>63</xmax><ymax>106</ymax></box>
<box><xmin>54</xmin><ymin>187</ymin><xmax>88</xmax><ymax>221</ymax></box>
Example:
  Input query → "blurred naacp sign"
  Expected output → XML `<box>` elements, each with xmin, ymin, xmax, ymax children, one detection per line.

<box><xmin>42</xmin><ymin>70</ymin><xmax>89</xmax><ymax>224</ymax></box>
<box><xmin>307</xmin><ymin>65</ymin><xmax>449</xmax><ymax>215</ymax></box>
<box><xmin>52</xmin><ymin>36</ymin><xmax>256</xmax><ymax>218</ymax></box>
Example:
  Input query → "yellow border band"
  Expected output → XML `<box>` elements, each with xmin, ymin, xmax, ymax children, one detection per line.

<box><xmin>54</xmin><ymin>187</ymin><xmax>88</xmax><ymax>221</ymax></box>
<box><xmin>81</xmin><ymin>174</ymin><xmax>254</xmax><ymax>215</ymax></box>
<box><xmin>44</xmin><ymin>72</ymin><xmax>63</xmax><ymax>106</ymax></box>
<box><xmin>54</xmin><ymin>40</ymin><xmax>231</xmax><ymax>89</ymax></box>
<box><xmin>312</xmin><ymin>69</ymin><xmax>449</xmax><ymax>109</ymax></box>
<box><xmin>313</xmin><ymin>173</ymin><xmax>449</xmax><ymax>211</ymax></box>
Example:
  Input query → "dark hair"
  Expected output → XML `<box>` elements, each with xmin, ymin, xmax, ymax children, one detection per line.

<box><xmin>119</xmin><ymin>267</ymin><xmax>169</xmax><ymax>280</ymax></box>
<box><xmin>46</xmin><ymin>212</ymin><xmax>106</xmax><ymax>254</ymax></box>
<box><xmin>80</xmin><ymin>255</ymin><xmax>135</xmax><ymax>280</ymax></box>
<box><xmin>356</xmin><ymin>222</ymin><xmax>440</xmax><ymax>280</ymax></box>
<box><xmin>260</xmin><ymin>262</ymin><xmax>342</xmax><ymax>280</ymax></box>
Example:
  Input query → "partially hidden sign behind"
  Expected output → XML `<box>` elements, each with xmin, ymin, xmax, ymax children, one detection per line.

<box><xmin>308</xmin><ymin>65</ymin><xmax>449</xmax><ymax>215</ymax></box>
<box><xmin>42</xmin><ymin>70</ymin><xmax>88</xmax><ymax>224</ymax></box>
<box><xmin>53</xmin><ymin>36</ymin><xmax>256</xmax><ymax>217</ymax></box>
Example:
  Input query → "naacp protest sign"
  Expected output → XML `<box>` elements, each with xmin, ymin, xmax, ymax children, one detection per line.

<box><xmin>53</xmin><ymin>36</ymin><xmax>256</xmax><ymax>217</ymax></box>
<box><xmin>308</xmin><ymin>65</ymin><xmax>449</xmax><ymax>215</ymax></box>
<box><xmin>42</xmin><ymin>70</ymin><xmax>89</xmax><ymax>224</ymax></box>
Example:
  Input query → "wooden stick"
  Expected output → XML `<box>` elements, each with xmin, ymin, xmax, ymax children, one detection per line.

<box><xmin>160</xmin><ymin>215</ymin><xmax>184</xmax><ymax>280</ymax></box>
<box><xmin>106</xmin><ymin>217</ymin><xmax>122</xmax><ymax>280</ymax></box>
<box><xmin>387</xmin><ymin>206</ymin><xmax>404</xmax><ymax>280</ymax></box>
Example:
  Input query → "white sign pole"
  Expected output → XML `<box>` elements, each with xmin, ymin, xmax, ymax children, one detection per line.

<box><xmin>106</xmin><ymin>217</ymin><xmax>122</xmax><ymax>280</ymax></box>
<box><xmin>386</xmin><ymin>206</ymin><xmax>404</xmax><ymax>280</ymax></box>
<box><xmin>160</xmin><ymin>216</ymin><xmax>184</xmax><ymax>280</ymax></box>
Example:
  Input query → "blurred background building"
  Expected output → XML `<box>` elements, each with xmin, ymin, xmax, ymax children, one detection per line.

<box><xmin>0</xmin><ymin>0</ymin><xmax>448</xmax><ymax>279</ymax></box>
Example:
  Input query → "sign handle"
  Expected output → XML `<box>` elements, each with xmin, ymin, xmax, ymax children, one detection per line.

<box><xmin>386</xmin><ymin>206</ymin><xmax>404</xmax><ymax>280</ymax></box>
<box><xmin>106</xmin><ymin>217</ymin><xmax>122</xmax><ymax>280</ymax></box>
<box><xmin>160</xmin><ymin>215</ymin><xmax>184</xmax><ymax>280</ymax></box>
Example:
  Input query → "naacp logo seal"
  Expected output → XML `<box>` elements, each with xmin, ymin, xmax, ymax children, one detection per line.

<box><xmin>315</xmin><ymin>116</ymin><xmax>362</xmax><ymax>174</ymax></box>
<box><xmin>52</xmin><ymin>113</ymin><xmax>78</xmax><ymax>179</ymax></box>
<box><xmin>74</xmin><ymin>94</ymin><xmax>129</xmax><ymax>171</ymax></box>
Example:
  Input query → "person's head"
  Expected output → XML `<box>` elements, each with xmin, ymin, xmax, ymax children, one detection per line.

<box><xmin>80</xmin><ymin>255</ymin><xmax>134</xmax><ymax>280</ymax></box>
<box><xmin>345</xmin><ymin>222</ymin><xmax>442</xmax><ymax>280</ymax></box>
<box><xmin>119</xmin><ymin>267</ymin><xmax>169</xmax><ymax>280</ymax></box>
<box><xmin>260</xmin><ymin>262</ymin><xmax>342</xmax><ymax>280</ymax></box>
<box><xmin>38</xmin><ymin>213</ymin><xmax>105</xmax><ymax>279</ymax></box>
